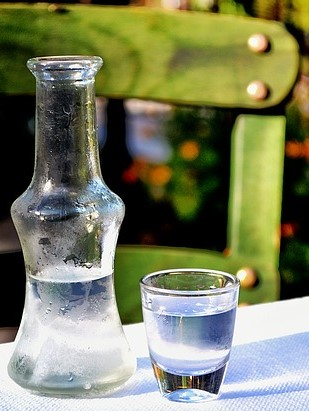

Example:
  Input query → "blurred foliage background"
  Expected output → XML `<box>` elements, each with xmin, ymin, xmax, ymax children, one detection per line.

<box><xmin>110</xmin><ymin>0</ymin><xmax>309</xmax><ymax>299</ymax></box>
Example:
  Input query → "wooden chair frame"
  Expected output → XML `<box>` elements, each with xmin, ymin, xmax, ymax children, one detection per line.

<box><xmin>0</xmin><ymin>4</ymin><xmax>300</xmax><ymax>324</ymax></box>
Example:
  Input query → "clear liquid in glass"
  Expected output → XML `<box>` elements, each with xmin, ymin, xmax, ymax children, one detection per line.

<box><xmin>143</xmin><ymin>303</ymin><xmax>236</xmax><ymax>402</ymax></box>
<box><xmin>8</xmin><ymin>268</ymin><xmax>136</xmax><ymax>396</ymax></box>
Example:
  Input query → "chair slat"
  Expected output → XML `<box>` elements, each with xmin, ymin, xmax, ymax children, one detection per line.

<box><xmin>0</xmin><ymin>4</ymin><xmax>299</xmax><ymax>109</ymax></box>
<box><xmin>228</xmin><ymin>114</ymin><xmax>285</xmax><ymax>267</ymax></box>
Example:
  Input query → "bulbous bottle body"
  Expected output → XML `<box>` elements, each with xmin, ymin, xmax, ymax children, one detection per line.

<box><xmin>7</xmin><ymin>56</ymin><xmax>136</xmax><ymax>397</ymax></box>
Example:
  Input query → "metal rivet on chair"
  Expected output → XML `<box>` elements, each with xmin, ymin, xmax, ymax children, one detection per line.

<box><xmin>247</xmin><ymin>80</ymin><xmax>269</xmax><ymax>100</ymax></box>
<box><xmin>236</xmin><ymin>267</ymin><xmax>258</xmax><ymax>289</ymax></box>
<box><xmin>48</xmin><ymin>3</ymin><xmax>69</xmax><ymax>13</ymax></box>
<box><xmin>247</xmin><ymin>33</ymin><xmax>270</xmax><ymax>53</ymax></box>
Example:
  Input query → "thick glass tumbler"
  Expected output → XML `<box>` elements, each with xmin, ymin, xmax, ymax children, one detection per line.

<box><xmin>140</xmin><ymin>268</ymin><xmax>239</xmax><ymax>403</ymax></box>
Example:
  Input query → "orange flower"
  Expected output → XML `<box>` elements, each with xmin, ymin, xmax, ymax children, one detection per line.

<box><xmin>179</xmin><ymin>140</ymin><xmax>200</xmax><ymax>161</ymax></box>
<box><xmin>285</xmin><ymin>140</ymin><xmax>302</xmax><ymax>158</ymax></box>
<box><xmin>286</xmin><ymin>138</ymin><xmax>309</xmax><ymax>160</ymax></box>
<box><xmin>122</xmin><ymin>165</ymin><xmax>139</xmax><ymax>184</ymax></box>
<box><xmin>281</xmin><ymin>222</ymin><xmax>298</xmax><ymax>238</ymax></box>
<box><xmin>148</xmin><ymin>165</ymin><xmax>172</xmax><ymax>186</ymax></box>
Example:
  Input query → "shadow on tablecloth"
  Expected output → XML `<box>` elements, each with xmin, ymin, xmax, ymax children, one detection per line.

<box><xmin>222</xmin><ymin>332</ymin><xmax>309</xmax><ymax>399</ymax></box>
<box><xmin>111</xmin><ymin>332</ymin><xmax>309</xmax><ymax>400</ymax></box>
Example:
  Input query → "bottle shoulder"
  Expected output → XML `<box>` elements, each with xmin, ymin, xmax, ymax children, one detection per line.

<box><xmin>11</xmin><ymin>181</ymin><xmax>125</xmax><ymax>222</ymax></box>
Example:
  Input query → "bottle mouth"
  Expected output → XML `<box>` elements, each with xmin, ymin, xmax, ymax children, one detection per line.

<box><xmin>27</xmin><ymin>55</ymin><xmax>103</xmax><ymax>81</ymax></box>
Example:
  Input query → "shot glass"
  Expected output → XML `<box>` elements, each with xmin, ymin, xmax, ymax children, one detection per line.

<box><xmin>140</xmin><ymin>268</ymin><xmax>240</xmax><ymax>403</ymax></box>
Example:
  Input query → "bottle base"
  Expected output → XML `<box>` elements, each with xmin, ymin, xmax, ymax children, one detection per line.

<box><xmin>9</xmin><ymin>372</ymin><xmax>136</xmax><ymax>398</ymax></box>
<box><xmin>8</xmin><ymin>355</ymin><xmax>136</xmax><ymax>398</ymax></box>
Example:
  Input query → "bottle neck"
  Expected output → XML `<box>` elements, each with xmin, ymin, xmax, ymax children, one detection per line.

<box><xmin>32</xmin><ymin>77</ymin><xmax>102</xmax><ymax>187</ymax></box>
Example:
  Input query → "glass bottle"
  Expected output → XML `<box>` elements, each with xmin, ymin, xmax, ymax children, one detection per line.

<box><xmin>7</xmin><ymin>56</ymin><xmax>136</xmax><ymax>397</ymax></box>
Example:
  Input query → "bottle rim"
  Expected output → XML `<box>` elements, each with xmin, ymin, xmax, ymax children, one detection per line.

<box><xmin>27</xmin><ymin>55</ymin><xmax>103</xmax><ymax>80</ymax></box>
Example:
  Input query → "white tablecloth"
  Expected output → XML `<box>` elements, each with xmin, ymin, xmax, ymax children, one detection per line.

<box><xmin>0</xmin><ymin>297</ymin><xmax>308</xmax><ymax>411</ymax></box>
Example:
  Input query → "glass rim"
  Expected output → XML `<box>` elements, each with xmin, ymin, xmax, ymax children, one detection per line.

<box><xmin>139</xmin><ymin>268</ymin><xmax>240</xmax><ymax>296</ymax></box>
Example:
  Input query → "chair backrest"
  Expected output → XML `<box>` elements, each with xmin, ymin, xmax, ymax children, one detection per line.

<box><xmin>0</xmin><ymin>4</ymin><xmax>300</xmax><ymax>324</ymax></box>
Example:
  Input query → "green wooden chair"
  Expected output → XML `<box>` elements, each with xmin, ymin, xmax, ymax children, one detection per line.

<box><xmin>0</xmin><ymin>4</ymin><xmax>299</xmax><ymax>326</ymax></box>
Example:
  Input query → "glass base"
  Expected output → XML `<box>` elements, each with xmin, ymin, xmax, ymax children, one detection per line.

<box><xmin>152</xmin><ymin>362</ymin><xmax>227</xmax><ymax>403</ymax></box>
